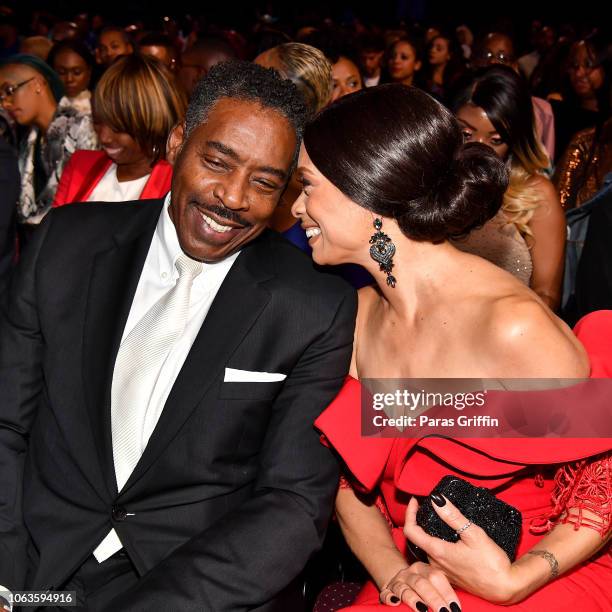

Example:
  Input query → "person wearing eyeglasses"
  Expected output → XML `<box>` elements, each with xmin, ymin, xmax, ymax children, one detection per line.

<box><xmin>0</xmin><ymin>54</ymin><xmax>97</xmax><ymax>243</ymax></box>
<box><xmin>550</xmin><ymin>37</ymin><xmax>610</xmax><ymax>165</ymax></box>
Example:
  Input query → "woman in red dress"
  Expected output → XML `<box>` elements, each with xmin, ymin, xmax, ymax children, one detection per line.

<box><xmin>291</xmin><ymin>85</ymin><xmax>611</xmax><ymax>611</ymax></box>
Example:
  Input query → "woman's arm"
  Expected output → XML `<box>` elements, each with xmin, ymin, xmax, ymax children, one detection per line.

<box><xmin>509</xmin><ymin>512</ymin><xmax>610</xmax><ymax>603</ymax></box>
<box><xmin>337</xmin><ymin>486</ymin><xmax>460</xmax><ymax>610</ymax></box>
<box><xmin>527</xmin><ymin>175</ymin><xmax>566</xmax><ymax>311</ymax></box>
<box><xmin>553</xmin><ymin>130</ymin><xmax>591</xmax><ymax>210</ymax></box>
<box><xmin>336</xmin><ymin>487</ymin><xmax>408</xmax><ymax>590</ymax></box>
<box><xmin>404</xmin><ymin>479</ymin><xmax>610</xmax><ymax>605</ymax></box>
<box><xmin>510</xmin><ymin>452</ymin><xmax>612</xmax><ymax>602</ymax></box>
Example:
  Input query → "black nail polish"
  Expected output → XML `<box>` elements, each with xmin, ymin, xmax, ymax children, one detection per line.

<box><xmin>390</xmin><ymin>596</ymin><xmax>400</xmax><ymax>604</ymax></box>
<box><xmin>416</xmin><ymin>602</ymin><xmax>428</xmax><ymax>612</ymax></box>
<box><xmin>439</xmin><ymin>608</ymin><xmax>449</xmax><ymax>612</ymax></box>
<box><xmin>431</xmin><ymin>493</ymin><xmax>446</xmax><ymax>507</ymax></box>
<box><xmin>450</xmin><ymin>603</ymin><xmax>461</xmax><ymax>612</ymax></box>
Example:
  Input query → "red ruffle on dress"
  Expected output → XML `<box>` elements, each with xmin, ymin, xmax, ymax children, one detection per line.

<box><xmin>315</xmin><ymin>310</ymin><xmax>612</xmax><ymax>611</ymax></box>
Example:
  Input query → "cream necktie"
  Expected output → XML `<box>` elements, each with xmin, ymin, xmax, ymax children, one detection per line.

<box><xmin>111</xmin><ymin>253</ymin><xmax>203</xmax><ymax>491</ymax></box>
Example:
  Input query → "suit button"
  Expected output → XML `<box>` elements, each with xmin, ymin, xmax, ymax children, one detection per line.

<box><xmin>112</xmin><ymin>505</ymin><xmax>128</xmax><ymax>521</ymax></box>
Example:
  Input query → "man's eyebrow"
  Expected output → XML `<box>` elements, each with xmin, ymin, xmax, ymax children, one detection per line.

<box><xmin>202</xmin><ymin>141</ymin><xmax>287</xmax><ymax>181</ymax></box>
<box><xmin>256</xmin><ymin>165</ymin><xmax>288</xmax><ymax>181</ymax></box>
<box><xmin>206</xmin><ymin>140</ymin><xmax>242</xmax><ymax>162</ymax></box>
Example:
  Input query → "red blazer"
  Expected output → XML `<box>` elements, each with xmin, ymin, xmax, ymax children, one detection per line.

<box><xmin>53</xmin><ymin>150</ymin><xmax>173</xmax><ymax>207</ymax></box>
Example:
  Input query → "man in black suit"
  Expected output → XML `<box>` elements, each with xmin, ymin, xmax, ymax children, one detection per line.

<box><xmin>0</xmin><ymin>138</ymin><xmax>17</xmax><ymax>299</ymax></box>
<box><xmin>0</xmin><ymin>61</ymin><xmax>356</xmax><ymax>611</ymax></box>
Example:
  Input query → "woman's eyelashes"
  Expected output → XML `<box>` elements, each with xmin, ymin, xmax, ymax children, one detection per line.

<box><xmin>461</xmin><ymin>130</ymin><xmax>505</xmax><ymax>147</ymax></box>
<box><xmin>298</xmin><ymin>176</ymin><xmax>312</xmax><ymax>194</ymax></box>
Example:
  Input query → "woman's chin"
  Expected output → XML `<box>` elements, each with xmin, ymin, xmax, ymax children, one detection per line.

<box><xmin>311</xmin><ymin>247</ymin><xmax>347</xmax><ymax>268</ymax></box>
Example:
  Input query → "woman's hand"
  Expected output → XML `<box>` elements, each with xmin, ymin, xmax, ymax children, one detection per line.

<box><xmin>403</xmin><ymin>496</ymin><xmax>521</xmax><ymax>604</ymax></box>
<box><xmin>379</xmin><ymin>562</ymin><xmax>461</xmax><ymax>611</ymax></box>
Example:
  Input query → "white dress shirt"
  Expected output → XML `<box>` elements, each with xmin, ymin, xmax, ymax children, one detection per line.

<box><xmin>93</xmin><ymin>193</ymin><xmax>240</xmax><ymax>562</ymax></box>
<box><xmin>88</xmin><ymin>163</ymin><xmax>150</xmax><ymax>203</ymax></box>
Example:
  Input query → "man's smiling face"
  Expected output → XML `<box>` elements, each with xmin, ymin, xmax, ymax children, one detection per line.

<box><xmin>168</xmin><ymin>97</ymin><xmax>297</xmax><ymax>262</ymax></box>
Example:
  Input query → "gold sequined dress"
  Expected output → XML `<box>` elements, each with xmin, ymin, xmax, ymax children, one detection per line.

<box><xmin>554</xmin><ymin>119</ymin><xmax>612</xmax><ymax>210</ymax></box>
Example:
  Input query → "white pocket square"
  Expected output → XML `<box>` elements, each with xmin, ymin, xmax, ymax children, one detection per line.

<box><xmin>224</xmin><ymin>368</ymin><xmax>287</xmax><ymax>383</ymax></box>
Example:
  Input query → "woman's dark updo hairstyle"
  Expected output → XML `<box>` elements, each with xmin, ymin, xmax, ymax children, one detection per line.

<box><xmin>303</xmin><ymin>84</ymin><xmax>508</xmax><ymax>242</ymax></box>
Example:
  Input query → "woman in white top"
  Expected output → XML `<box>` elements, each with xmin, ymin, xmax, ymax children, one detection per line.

<box><xmin>54</xmin><ymin>53</ymin><xmax>186</xmax><ymax>207</ymax></box>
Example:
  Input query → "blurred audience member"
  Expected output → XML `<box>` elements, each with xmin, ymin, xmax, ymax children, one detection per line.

<box><xmin>255</xmin><ymin>42</ymin><xmax>332</xmax><ymax>117</ymax></box>
<box><xmin>50</xmin><ymin>21</ymin><xmax>79</xmax><ymax>44</ymax></box>
<box><xmin>550</xmin><ymin>37</ymin><xmax>610</xmax><ymax>163</ymax></box>
<box><xmin>19</xmin><ymin>36</ymin><xmax>52</xmax><ymax>61</ymax></box>
<box><xmin>96</xmin><ymin>26</ymin><xmax>134</xmax><ymax>67</ymax></box>
<box><xmin>0</xmin><ymin>106</ymin><xmax>15</xmax><ymax>148</ymax></box>
<box><xmin>455</xmin><ymin>24</ymin><xmax>473</xmax><ymax>59</ymax></box>
<box><xmin>0</xmin><ymin>136</ymin><xmax>17</xmax><ymax>297</ymax></box>
<box><xmin>424</xmin><ymin>24</ymin><xmax>441</xmax><ymax>44</ymax></box>
<box><xmin>358</xmin><ymin>33</ymin><xmax>385</xmax><ymax>87</ymax></box>
<box><xmin>48</xmin><ymin>40</ymin><xmax>94</xmax><ymax>115</ymax></box>
<box><xmin>139</xmin><ymin>32</ymin><xmax>178</xmax><ymax>71</ymax></box>
<box><xmin>0</xmin><ymin>14</ymin><xmax>19</xmax><ymax>59</ymax></box>
<box><xmin>54</xmin><ymin>53</ymin><xmax>185</xmax><ymax>206</ymax></box>
<box><xmin>555</xmin><ymin>117</ymin><xmax>612</xmax><ymax>209</ymax></box>
<box><xmin>424</xmin><ymin>31</ymin><xmax>465</xmax><ymax>101</ymax></box>
<box><xmin>178</xmin><ymin>36</ymin><xmax>237</xmax><ymax>98</ymax></box>
<box><xmin>474</xmin><ymin>31</ymin><xmax>556</xmax><ymax>161</ymax></box>
<box><xmin>255</xmin><ymin>42</ymin><xmax>332</xmax><ymax>238</ymax></box>
<box><xmin>573</xmin><ymin>175</ymin><xmax>612</xmax><ymax>319</ymax></box>
<box><xmin>452</xmin><ymin>65</ymin><xmax>565</xmax><ymax>310</ymax></box>
<box><xmin>385</xmin><ymin>36</ymin><xmax>422</xmax><ymax>87</ymax></box>
<box><xmin>329</xmin><ymin>51</ymin><xmax>363</xmax><ymax>102</ymax></box>
<box><xmin>518</xmin><ymin>23</ymin><xmax>555</xmax><ymax>80</ymax></box>
<box><xmin>0</xmin><ymin>54</ymin><xmax>97</xmax><ymax>237</ymax></box>
<box><xmin>30</xmin><ymin>11</ymin><xmax>55</xmax><ymax>38</ymax></box>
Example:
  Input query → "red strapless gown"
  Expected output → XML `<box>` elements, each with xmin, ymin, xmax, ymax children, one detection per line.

<box><xmin>315</xmin><ymin>311</ymin><xmax>612</xmax><ymax>611</ymax></box>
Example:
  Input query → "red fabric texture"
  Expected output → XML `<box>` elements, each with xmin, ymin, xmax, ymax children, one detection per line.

<box><xmin>315</xmin><ymin>310</ymin><xmax>612</xmax><ymax>610</ymax></box>
<box><xmin>52</xmin><ymin>150</ymin><xmax>172</xmax><ymax>206</ymax></box>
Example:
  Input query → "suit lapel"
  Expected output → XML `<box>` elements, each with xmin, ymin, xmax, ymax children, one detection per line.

<box><xmin>82</xmin><ymin>200</ymin><xmax>163</xmax><ymax>498</ymax></box>
<box><xmin>120</xmin><ymin>232</ymin><xmax>277</xmax><ymax>493</ymax></box>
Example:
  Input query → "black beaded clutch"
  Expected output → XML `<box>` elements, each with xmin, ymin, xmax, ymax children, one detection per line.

<box><xmin>415</xmin><ymin>475</ymin><xmax>522</xmax><ymax>561</ymax></box>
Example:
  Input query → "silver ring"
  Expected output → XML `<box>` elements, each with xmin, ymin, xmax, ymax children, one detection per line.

<box><xmin>455</xmin><ymin>520</ymin><xmax>472</xmax><ymax>535</ymax></box>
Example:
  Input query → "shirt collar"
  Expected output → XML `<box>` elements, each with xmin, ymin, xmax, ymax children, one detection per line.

<box><xmin>156</xmin><ymin>192</ymin><xmax>241</xmax><ymax>282</ymax></box>
<box><xmin>157</xmin><ymin>192</ymin><xmax>183</xmax><ymax>281</ymax></box>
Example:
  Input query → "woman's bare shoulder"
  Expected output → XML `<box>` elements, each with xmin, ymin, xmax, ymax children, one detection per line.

<box><xmin>527</xmin><ymin>173</ymin><xmax>560</xmax><ymax>208</ymax></box>
<box><xmin>482</xmin><ymin>294</ymin><xmax>589</xmax><ymax>377</ymax></box>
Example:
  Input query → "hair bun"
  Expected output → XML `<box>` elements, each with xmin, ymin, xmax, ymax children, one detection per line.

<box><xmin>396</xmin><ymin>142</ymin><xmax>509</xmax><ymax>242</ymax></box>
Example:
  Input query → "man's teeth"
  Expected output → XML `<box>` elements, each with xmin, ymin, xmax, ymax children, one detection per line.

<box><xmin>200</xmin><ymin>212</ymin><xmax>234</xmax><ymax>233</ymax></box>
<box><xmin>305</xmin><ymin>227</ymin><xmax>321</xmax><ymax>238</ymax></box>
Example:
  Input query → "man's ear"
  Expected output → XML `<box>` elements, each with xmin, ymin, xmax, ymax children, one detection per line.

<box><xmin>166</xmin><ymin>122</ymin><xmax>185</xmax><ymax>166</ymax></box>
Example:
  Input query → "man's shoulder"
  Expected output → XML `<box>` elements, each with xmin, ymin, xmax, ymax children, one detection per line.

<box><xmin>42</xmin><ymin>200</ymin><xmax>163</xmax><ymax>253</ymax></box>
<box><xmin>49</xmin><ymin>199</ymin><xmax>162</xmax><ymax>228</ymax></box>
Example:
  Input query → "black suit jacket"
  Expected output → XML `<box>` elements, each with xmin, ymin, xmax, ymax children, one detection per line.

<box><xmin>574</xmin><ymin>189</ymin><xmax>612</xmax><ymax>320</ymax></box>
<box><xmin>0</xmin><ymin>139</ymin><xmax>18</xmax><ymax>298</ymax></box>
<box><xmin>0</xmin><ymin>199</ymin><xmax>356</xmax><ymax>610</ymax></box>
